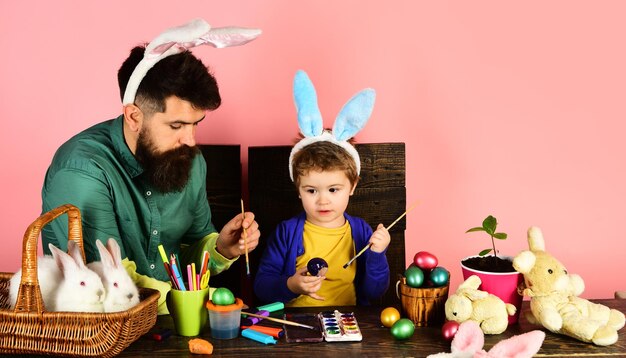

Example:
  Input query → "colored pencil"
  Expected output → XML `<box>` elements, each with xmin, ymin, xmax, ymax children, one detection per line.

<box><xmin>170</xmin><ymin>258</ymin><xmax>186</xmax><ymax>291</ymax></box>
<box><xmin>158</xmin><ymin>245</ymin><xmax>179</xmax><ymax>289</ymax></box>
<box><xmin>191</xmin><ymin>263</ymin><xmax>197</xmax><ymax>290</ymax></box>
<box><xmin>200</xmin><ymin>250</ymin><xmax>209</xmax><ymax>277</ymax></box>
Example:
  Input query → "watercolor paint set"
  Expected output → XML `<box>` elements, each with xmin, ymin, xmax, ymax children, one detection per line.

<box><xmin>318</xmin><ymin>310</ymin><xmax>362</xmax><ymax>342</ymax></box>
<box><xmin>283</xmin><ymin>310</ymin><xmax>362</xmax><ymax>343</ymax></box>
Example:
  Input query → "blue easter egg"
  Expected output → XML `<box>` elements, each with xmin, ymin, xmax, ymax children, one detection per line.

<box><xmin>307</xmin><ymin>257</ymin><xmax>328</xmax><ymax>277</ymax></box>
<box><xmin>429</xmin><ymin>266</ymin><xmax>450</xmax><ymax>287</ymax></box>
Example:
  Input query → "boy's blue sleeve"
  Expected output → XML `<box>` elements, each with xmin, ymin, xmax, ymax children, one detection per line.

<box><xmin>253</xmin><ymin>222</ymin><xmax>299</xmax><ymax>304</ymax></box>
<box><xmin>354</xmin><ymin>218</ymin><xmax>390</xmax><ymax>304</ymax></box>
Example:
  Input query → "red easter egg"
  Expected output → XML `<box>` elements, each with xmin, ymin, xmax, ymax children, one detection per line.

<box><xmin>442</xmin><ymin>320</ymin><xmax>460</xmax><ymax>341</ymax></box>
<box><xmin>413</xmin><ymin>251</ymin><xmax>438</xmax><ymax>270</ymax></box>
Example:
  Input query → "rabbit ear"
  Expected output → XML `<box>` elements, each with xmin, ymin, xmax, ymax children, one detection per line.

<box><xmin>105</xmin><ymin>239</ymin><xmax>123</xmax><ymax>269</ymax></box>
<box><xmin>486</xmin><ymin>330</ymin><xmax>545</xmax><ymax>357</ymax></box>
<box><xmin>67</xmin><ymin>241</ymin><xmax>86</xmax><ymax>268</ymax></box>
<box><xmin>450</xmin><ymin>321</ymin><xmax>484</xmax><ymax>355</ymax></box>
<box><xmin>49</xmin><ymin>243</ymin><xmax>80</xmax><ymax>274</ymax></box>
<box><xmin>95</xmin><ymin>239</ymin><xmax>115</xmax><ymax>270</ymax></box>
<box><xmin>333</xmin><ymin>88</ymin><xmax>375</xmax><ymax>141</ymax></box>
<box><xmin>293</xmin><ymin>70</ymin><xmax>323</xmax><ymax>137</ymax></box>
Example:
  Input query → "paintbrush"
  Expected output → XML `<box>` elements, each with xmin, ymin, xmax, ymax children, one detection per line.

<box><xmin>241</xmin><ymin>311</ymin><xmax>315</xmax><ymax>330</ymax></box>
<box><xmin>241</xmin><ymin>199</ymin><xmax>251</xmax><ymax>276</ymax></box>
<box><xmin>343</xmin><ymin>201</ymin><xmax>419</xmax><ymax>269</ymax></box>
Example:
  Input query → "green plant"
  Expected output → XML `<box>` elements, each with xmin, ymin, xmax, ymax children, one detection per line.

<box><xmin>466</xmin><ymin>215</ymin><xmax>508</xmax><ymax>258</ymax></box>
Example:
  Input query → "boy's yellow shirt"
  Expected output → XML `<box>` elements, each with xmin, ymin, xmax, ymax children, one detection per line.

<box><xmin>289</xmin><ymin>220</ymin><xmax>357</xmax><ymax>307</ymax></box>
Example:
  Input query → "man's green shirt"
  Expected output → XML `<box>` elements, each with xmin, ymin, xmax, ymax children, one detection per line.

<box><xmin>42</xmin><ymin>115</ymin><xmax>234</xmax><ymax>282</ymax></box>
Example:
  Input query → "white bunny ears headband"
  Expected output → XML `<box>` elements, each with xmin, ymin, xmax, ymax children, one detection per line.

<box><xmin>289</xmin><ymin>70</ymin><xmax>376</xmax><ymax>181</ymax></box>
<box><xmin>123</xmin><ymin>18</ymin><xmax>261</xmax><ymax>105</ymax></box>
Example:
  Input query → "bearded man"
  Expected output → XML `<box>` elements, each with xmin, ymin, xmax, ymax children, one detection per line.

<box><xmin>41</xmin><ymin>20</ymin><xmax>261</xmax><ymax>314</ymax></box>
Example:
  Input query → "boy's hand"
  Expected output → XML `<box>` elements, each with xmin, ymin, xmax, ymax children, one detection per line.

<box><xmin>369</xmin><ymin>223</ymin><xmax>391</xmax><ymax>253</ymax></box>
<box><xmin>287</xmin><ymin>267</ymin><xmax>325</xmax><ymax>301</ymax></box>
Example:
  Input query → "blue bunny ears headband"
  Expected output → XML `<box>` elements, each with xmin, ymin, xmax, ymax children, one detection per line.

<box><xmin>123</xmin><ymin>18</ymin><xmax>261</xmax><ymax>105</ymax></box>
<box><xmin>289</xmin><ymin>70</ymin><xmax>376</xmax><ymax>181</ymax></box>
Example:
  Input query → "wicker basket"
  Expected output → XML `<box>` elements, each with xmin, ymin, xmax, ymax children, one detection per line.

<box><xmin>0</xmin><ymin>204</ymin><xmax>159</xmax><ymax>357</ymax></box>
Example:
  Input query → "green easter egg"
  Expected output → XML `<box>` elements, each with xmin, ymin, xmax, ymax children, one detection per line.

<box><xmin>212</xmin><ymin>287</ymin><xmax>235</xmax><ymax>305</ymax></box>
<box><xmin>390</xmin><ymin>318</ymin><xmax>415</xmax><ymax>340</ymax></box>
<box><xmin>404</xmin><ymin>266</ymin><xmax>425</xmax><ymax>288</ymax></box>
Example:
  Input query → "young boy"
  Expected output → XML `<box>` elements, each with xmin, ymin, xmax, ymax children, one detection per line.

<box><xmin>254</xmin><ymin>138</ymin><xmax>391</xmax><ymax>306</ymax></box>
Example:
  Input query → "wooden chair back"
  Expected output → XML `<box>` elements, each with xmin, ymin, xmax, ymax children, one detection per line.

<box><xmin>248</xmin><ymin>143</ymin><xmax>406</xmax><ymax>307</ymax></box>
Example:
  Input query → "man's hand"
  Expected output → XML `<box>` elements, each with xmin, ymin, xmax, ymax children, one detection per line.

<box><xmin>287</xmin><ymin>267</ymin><xmax>325</xmax><ymax>301</ymax></box>
<box><xmin>216</xmin><ymin>211</ymin><xmax>260</xmax><ymax>259</ymax></box>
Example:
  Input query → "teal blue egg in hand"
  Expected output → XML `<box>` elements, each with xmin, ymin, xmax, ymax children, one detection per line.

<box><xmin>211</xmin><ymin>287</ymin><xmax>235</xmax><ymax>305</ymax></box>
<box><xmin>390</xmin><ymin>318</ymin><xmax>415</xmax><ymax>340</ymax></box>
<box><xmin>429</xmin><ymin>266</ymin><xmax>450</xmax><ymax>287</ymax></box>
<box><xmin>404</xmin><ymin>266</ymin><xmax>425</xmax><ymax>288</ymax></box>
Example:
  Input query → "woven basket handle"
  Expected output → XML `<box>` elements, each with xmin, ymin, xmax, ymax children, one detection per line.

<box><xmin>14</xmin><ymin>204</ymin><xmax>85</xmax><ymax>313</ymax></box>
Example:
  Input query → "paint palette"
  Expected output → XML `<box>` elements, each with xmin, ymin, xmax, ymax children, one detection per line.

<box><xmin>318</xmin><ymin>310</ymin><xmax>362</xmax><ymax>342</ymax></box>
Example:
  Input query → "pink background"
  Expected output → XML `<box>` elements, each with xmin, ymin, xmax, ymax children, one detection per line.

<box><xmin>1</xmin><ymin>1</ymin><xmax>625</xmax><ymax>298</ymax></box>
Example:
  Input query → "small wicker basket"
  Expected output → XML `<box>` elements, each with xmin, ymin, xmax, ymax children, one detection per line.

<box><xmin>0</xmin><ymin>204</ymin><xmax>159</xmax><ymax>357</ymax></box>
<box><xmin>396</xmin><ymin>277</ymin><xmax>449</xmax><ymax>327</ymax></box>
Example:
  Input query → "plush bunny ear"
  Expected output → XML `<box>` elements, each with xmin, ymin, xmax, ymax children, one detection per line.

<box><xmin>199</xmin><ymin>26</ymin><xmax>262</xmax><ymax>49</ymax></box>
<box><xmin>333</xmin><ymin>88</ymin><xmax>375</xmax><ymax>141</ymax></box>
<box><xmin>458</xmin><ymin>275</ymin><xmax>482</xmax><ymax>290</ymax></box>
<box><xmin>123</xmin><ymin>18</ymin><xmax>262</xmax><ymax>105</ymax></box>
<box><xmin>450</xmin><ymin>321</ymin><xmax>485</xmax><ymax>356</ymax></box>
<box><xmin>527</xmin><ymin>226</ymin><xmax>545</xmax><ymax>251</ymax></box>
<box><xmin>426</xmin><ymin>321</ymin><xmax>483</xmax><ymax>358</ymax></box>
<box><xmin>485</xmin><ymin>330</ymin><xmax>545</xmax><ymax>357</ymax></box>
<box><xmin>293</xmin><ymin>70</ymin><xmax>323</xmax><ymax>137</ymax></box>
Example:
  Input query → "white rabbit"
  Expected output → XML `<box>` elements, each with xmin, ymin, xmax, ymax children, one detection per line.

<box><xmin>9</xmin><ymin>241</ymin><xmax>105</xmax><ymax>312</ymax></box>
<box><xmin>9</xmin><ymin>248</ymin><xmax>63</xmax><ymax>311</ymax></box>
<box><xmin>87</xmin><ymin>238</ymin><xmax>140</xmax><ymax>312</ymax></box>
<box><xmin>53</xmin><ymin>240</ymin><xmax>106</xmax><ymax>312</ymax></box>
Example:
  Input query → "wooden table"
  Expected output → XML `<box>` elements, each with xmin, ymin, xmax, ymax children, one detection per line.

<box><xmin>119</xmin><ymin>299</ymin><xmax>626</xmax><ymax>357</ymax></box>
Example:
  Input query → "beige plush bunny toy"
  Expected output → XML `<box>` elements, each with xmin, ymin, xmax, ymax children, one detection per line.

<box><xmin>445</xmin><ymin>275</ymin><xmax>516</xmax><ymax>334</ymax></box>
<box><xmin>513</xmin><ymin>226</ymin><xmax>625</xmax><ymax>346</ymax></box>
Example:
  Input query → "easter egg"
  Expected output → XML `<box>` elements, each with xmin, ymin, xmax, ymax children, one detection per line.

<box><xmin>413</xmin><ymin>251</ymin><xmax>438</xmax><ymax>270</ymax></box>
<box><xmin>429</xmin><ymin>266</ymin><xmax>450</xmax><ymax>287</ymax></box>
<box><xmin>390</xmin><ymin>318</ymin><xmax>415</xmax><ymax>340</ymax></box>
<box><xmin>307</xmin><ymin>257</ymin><xmax>328</xmax><ymax>277</ymax></box>
<box><xmin>211</xmin><ymin>287</ymin><xmax>235</xmax><ymax>305</ymax></box>
<box><xmin>380</xmin><ymin>307</ymin><xmax>401</xmax><ymax>328</ymax></box>
<box><xmin>442</xmin><ymin>320</ymin><xmax>460</xmax><ymax>341</ymax></box>
<box><xmin>404</xmin><ymin>266</ymin><xmax>425</xmax><ymax>288</ymax></box>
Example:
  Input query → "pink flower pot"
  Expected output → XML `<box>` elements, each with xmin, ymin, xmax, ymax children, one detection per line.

<box><xmin>460</xmin><ymin>255</ymin><xmax>523</xmax><ymax>325</ymax></box>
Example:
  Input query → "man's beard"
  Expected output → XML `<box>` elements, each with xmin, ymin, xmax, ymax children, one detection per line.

<box><xmin>134</xmin><ymin>129</ymin><xmax>199</xmax><ymax>193</ymax></box>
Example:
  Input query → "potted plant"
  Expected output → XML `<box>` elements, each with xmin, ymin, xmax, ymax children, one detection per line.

<box><xmin>461</xmin><ymin>215</ymin><xmax>523</xmax><ymax>324</ymax></box>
